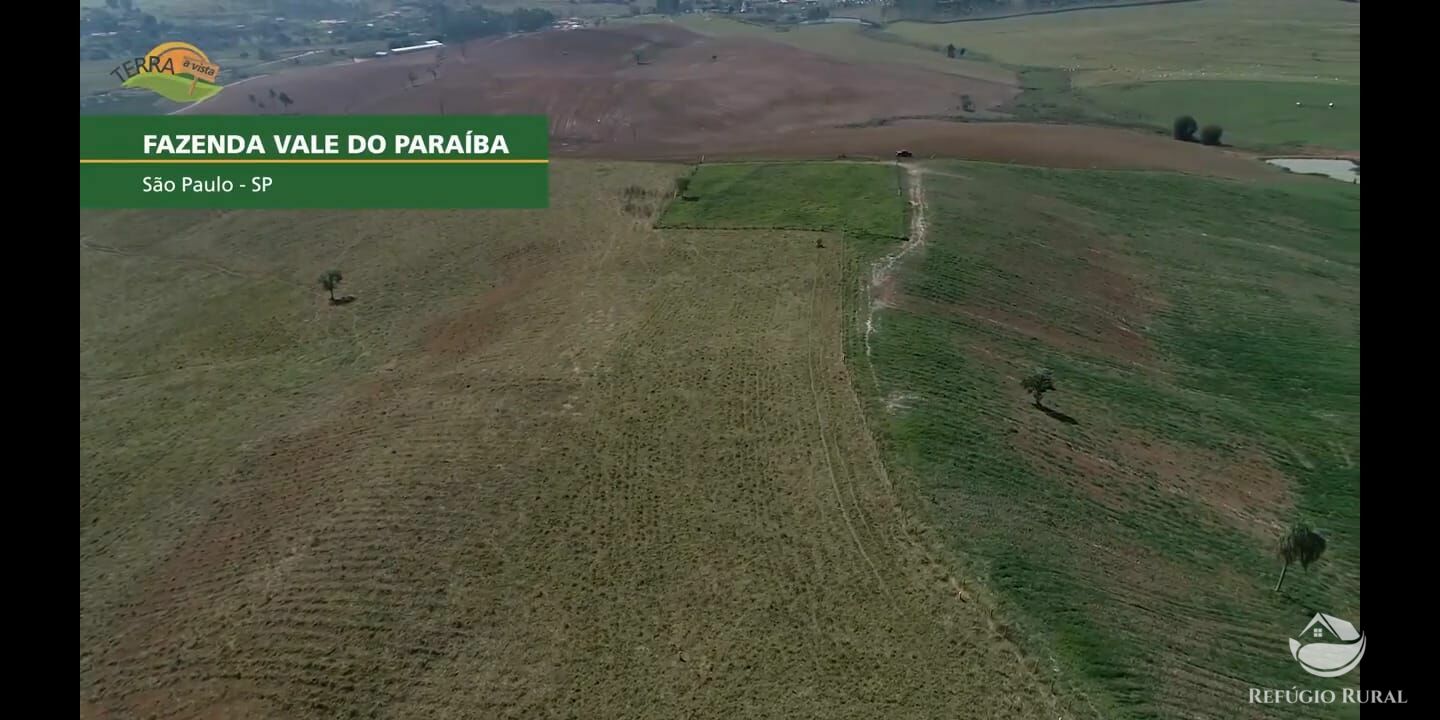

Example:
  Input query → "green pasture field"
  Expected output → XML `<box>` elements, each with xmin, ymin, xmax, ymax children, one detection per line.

<box><xmin>1007</xmin><ymin>70</ymin><xmax>1360</xmax><ymax>151</ymax></box>
<box><xmin>659</xmin><ymin>163</ymin><xmax>906</xmax><ymax>239</ymax></box>
<box><xmin>888</xmin><ymin>0</ymin><xmax>1359</xmax><ymax>86</ymax></box>
<box><xmin>1084</xmin><ymin>80</ymin><xmax>1359</xmax><ymax>151</ymax></box>
<box><xmin>890</xmin><ymin>0</ymin><xmax>1359</xmax><ymax>152</ymax></box>
<box><xmin>81</xmin><ymin>59</ymin><xmax>122</xmax><ymax>97</ymax></box>
<box><xmin>858</xmin><ymin>162</ymin><xmax>1359</xmax><ymax>717</ymax></box>
<box><xmin>664</xmin><ymin>159</ymin><xmax>1360</xmax><ymax>718</ymax></box>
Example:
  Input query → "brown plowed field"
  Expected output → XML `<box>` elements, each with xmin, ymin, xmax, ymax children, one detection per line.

<box><xmin>188</xmin><ymin>24</ymin><xmax>1274</xmax><ymax>178</ymax></box>
<box><xmin>639</xmin><ymin>121</ymin><xmax>1273</xmax><ymax>178</ymax></box>
<box><xmin>192</xmin><ymin>24</ymin><xmax>1016</xmax><ymax>149</ymax></box>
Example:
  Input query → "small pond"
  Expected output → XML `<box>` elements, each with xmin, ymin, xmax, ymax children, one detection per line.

<box><xmin>1265</xmin><ymin>158</ymin><xmax>1360</xmax><ymax>184</ymax></box>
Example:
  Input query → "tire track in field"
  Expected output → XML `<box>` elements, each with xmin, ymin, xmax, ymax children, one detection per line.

<box><xmin>816</xmin><ymin>241</ymin><xmax>908</xmax><ymax>564</ymax></box>
<box><xmin>80</xmin><ymin>236</ymin><xmax>307</xmax><ymax>290</ymax></box>
<box><xmin>807</xmin><ymin>247</ymin><xmax>891</xmax><ymax>598</ymax></box>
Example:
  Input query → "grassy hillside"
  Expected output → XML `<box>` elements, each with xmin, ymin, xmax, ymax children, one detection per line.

<box><xmin>1008</xmin><ymin>71</ymin><xmax>1360</xmax><ymax>151</ymax></box>
<box><xmin>889</xmin><ymin>0</ymin><xmax>1359</xmax><ymax>86</ymax></box>
<box><xmin>650</xmin><ymin>159</ymin><xmax>1360</xmax><ymax>717</ymax></box>
<box><xmin>852</xmin><ymin>163</ymin><xmax>1359</xmax><ymax>717</ymax></box>
<box><xmin>660</xmin><ymin>163</ymin><xmax>906</xmax><ymax>238</ymax></box>
<box><xmin>891</xmin><ymin>0</ymin><xmax>1360</xmax><ymax>152</ymax></box>
<box><xmin>1083</xmin><ymin>80</ymin><xmax>1359</xmax><ymax>151</ymax></box>
<box><xmin>81</xmin><ymin>161</ymin><xmax>1057</xmax><ymax>719</ymax></box>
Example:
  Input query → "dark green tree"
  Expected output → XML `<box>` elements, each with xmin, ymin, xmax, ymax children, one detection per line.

<box><xmin>1200</xmin><ymin>124</ymin><xmax>1224</xmax><ymax>146</ymax></box>
<box><xmin>1020</xmin><ymin>369</ymin><xmax>1055</xmax><ymax>408</ymax></box>
<box><xmin>1173</xmin><ymin>115</ymin><xmax>1198</xmax><ymax>142</ymax></box>
<box><xmin>319</xmin><ymin>269</ymin><xmax>343</xmax><ymax>301</ymax></box>
<box><xmin>1275</xmin><ymin>524</ymin><xmax>1327</xmax><ymax>591</ymax></box>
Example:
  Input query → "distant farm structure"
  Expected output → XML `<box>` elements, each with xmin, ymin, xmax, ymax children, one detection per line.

<box><xmin>375</xmin><ymin>40</ymin><xmax>442</xmax><ymax>57</ymax></box>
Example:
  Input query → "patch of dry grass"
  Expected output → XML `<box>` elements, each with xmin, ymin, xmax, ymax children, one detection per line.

<box><xmin>80</xmin><ymin>161</ymin><xmax>1056</xmax><ymax>718</ymax></box>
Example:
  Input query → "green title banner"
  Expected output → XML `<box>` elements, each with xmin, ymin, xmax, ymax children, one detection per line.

<box><xmin>79</xmin><ymin>115</ymin><xmax>549</xmax><ymax>209</ymax></box>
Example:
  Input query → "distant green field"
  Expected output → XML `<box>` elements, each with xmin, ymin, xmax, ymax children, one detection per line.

<box><xmin>1005</xmin><ymin>70</ymin><xmax>1360</xmax><ymax>151</ymax></box>
<box><xmin>667</xmin><ymin>159</ymin><xmax>1360</xmax><ymax>717</ymax></box>
<box><xmin>80</xmin><ymin>0</ymin><xmax>237</xmax><ymax>17</ymax></box>
<box><xmin>887</xmin><ymin>0</ymin><xmax>1360</xmax><ymax>152</ymax></box>
<box><xmin>80</xmin><ymin>59</ymin><xmax>121</xmax><ymax>97</ymax></box>
<box><xmin>660</xmin><ymin>163</ymin><xmax>906</xmax><ymax>239</ymax></box>
<box><xmin>1084</xmin><ymin>79</ymin><xmax>1360</xmax><ymax>151</ymax></box>
<box><xmin>482</xmin><ymin>0</ymin><xmax>625</xmax><ymax>18</ymax></box>
<box><xmin>889</xmin><ymin>0</ymin><xmax>1359</xmax><ymax>86</ymax></box>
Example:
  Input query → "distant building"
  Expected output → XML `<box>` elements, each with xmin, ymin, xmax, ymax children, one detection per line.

<box><xmin>389</xmin><ymin>40</ymin><xmax>444</xmax><ymax>55</ymax></box>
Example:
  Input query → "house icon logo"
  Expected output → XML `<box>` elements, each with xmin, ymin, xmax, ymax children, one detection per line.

<box><xmin>1289</xmin><ymin>613</ymin><xmax>1365</xmax><ymax>678</ymax></box>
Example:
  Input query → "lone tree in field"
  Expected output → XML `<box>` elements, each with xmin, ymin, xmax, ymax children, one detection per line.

<box><xmin>1200</xmin><ymin>124</ymin><xmax>1224</xmax><ymax>146</ymax></box>
<box><xmin>674</xmin><ymin>176</ymin><xmax>691</xmax><ymax>197</ymax></box>
<box><xmin>946</xmin><ymin>43</ymin><xmax>956</xmax><ymax>59</ymax></box>
<box><xmin>1173</xmin><ymin>115</ymin><xmax>1198</xmax><ymax>142</ymax></box>
<box><xmin>1275</xmin><ymin>523</ymin><xmax>1327</xmax><ymax>592</ymax></box>
<box><xmin>318</xmin><ymin>269</ymin><xmax>343</xmax><ymax>302</ymax></box>
<box><xmin>1020</xmin><ymin>369</ymin><xmax>1056</xmax><ymax>408</ymax></box>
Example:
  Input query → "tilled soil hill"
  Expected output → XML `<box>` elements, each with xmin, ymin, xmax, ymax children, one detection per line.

<box><xmin>190</xmin><ymin>24</ymin><xmax>1017</xmax><ymax>152</ymax></box>
<box><xmin>188</xmin><ymin>24</ymin><xmax>1271</xmax><ymax>177</ymax></box>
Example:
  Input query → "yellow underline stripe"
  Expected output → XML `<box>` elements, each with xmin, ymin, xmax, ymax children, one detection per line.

<box><xmin>79</xmin><ymin>158</ymin><xmax>549</xmax><ymax>165</ymax></box>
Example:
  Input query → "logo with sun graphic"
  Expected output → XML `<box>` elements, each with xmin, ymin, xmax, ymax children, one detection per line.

<box><xmin>109</xmin><ymin>42</ymin><xmax>222</xmax><ymax>103</ymax></box>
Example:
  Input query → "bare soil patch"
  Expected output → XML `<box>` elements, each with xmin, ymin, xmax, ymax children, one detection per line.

<box><xmin>193</xmin><ymin>24</ymin><xmax>1014</xmax><ymax>151</ymax></box>
<box><xmin>667</xmin><ymin>122</ymin><xmax>1273</xmax><ymax>179</ymax></box>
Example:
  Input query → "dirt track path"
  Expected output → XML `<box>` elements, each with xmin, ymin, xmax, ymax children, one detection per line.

<box><xmin>865</xmin><ymin>164</ymin><xmax>928</xmax><ymax>358</ymax></box>
<box><xmin>847</xmin><ymin>166</ymin><xmax>1076</xmax><ymax>718</ymax></box>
